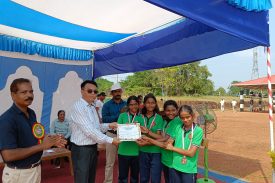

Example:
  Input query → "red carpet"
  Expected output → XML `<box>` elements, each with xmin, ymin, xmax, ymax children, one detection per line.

<box><xmin>0</xmin><ymin>151</ymin><xmax>224</xmax><ymax>183</ymax></box>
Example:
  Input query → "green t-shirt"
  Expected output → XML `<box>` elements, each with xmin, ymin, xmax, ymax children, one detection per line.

<box><xmin>171</xmin><ymin>124</ymin><xmax>203</xmax><ymax>173</ymax></box>
<box><xmin>139</xmin><ymin>113</ymin><xmax>164</xmax><ymax>153</ymax></box>
<box><xmin>161</xmin><ymin>117</ymin><xmax>182</xmax><ymax>168</ymax></box>
<box><xmin>117</xmin><ymin>112</ymin><xmax>142</xmax><ymax>156</ymax></box>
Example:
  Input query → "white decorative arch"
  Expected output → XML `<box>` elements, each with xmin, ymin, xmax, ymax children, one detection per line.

<box><xmin>0</xmin><ymin>66</ymin><xmax>43</xmax><ymax>120</ymax></box>
<box><xmin>50</xmin><ymin>71</ymin><xmax>83</xmax><ymax>126</ymax></box>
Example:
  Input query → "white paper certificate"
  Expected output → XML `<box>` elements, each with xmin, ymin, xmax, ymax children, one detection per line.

<box><xmin>117</xmin><ymin>123</ymin><xmax>141</xmax><ymax>141</ymax></box>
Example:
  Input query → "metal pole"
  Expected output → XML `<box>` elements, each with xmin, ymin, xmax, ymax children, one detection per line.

<box><xmin>91</xmin><ymin>51</ymin><xmax>94</xmax><ymax>80</ymax></box>
<box><xmin>266</xmin><ymin>47</ymin><xmax>275</xmax><ymax>183</ymax></box>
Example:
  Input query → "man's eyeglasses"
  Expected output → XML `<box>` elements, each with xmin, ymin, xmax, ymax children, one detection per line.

<box><xmin>87</xmin><ymin>89</ymin><xmax>98</xmax><ymax>94</ymax></box>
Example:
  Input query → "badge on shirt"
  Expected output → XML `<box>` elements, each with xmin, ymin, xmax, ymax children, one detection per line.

<box><xmin>32</xmin><ymin>122</ymin><xmax>45</xmax><ymax>144</ymax></box>
<box><xmin>182</xmin><ymin>156</ymin><xmax>187</xmax><ymax>164</ymax></box>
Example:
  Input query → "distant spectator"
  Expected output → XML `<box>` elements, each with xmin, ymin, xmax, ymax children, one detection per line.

<box><xmin>258</xmin><ymin>93</ymin><xmax>262</xmax><ymax>111</ymax></box>
<box><xmin>50</xmin><ymin>110</ymin><xmax>71</xmax><ymax>168</ymax></box>
<box><xmin>220</xmin><ymin>99</ymin><xmax>225</xmax><ymax>112</ymax></box>
<box><xmin>50</xmin><ymin>110</ymin><xmax>71</xmax><ymax>140</ymax></box>
<box><xmin>160</xmin><ymin>98</ymin><xmax>164</xmax><ymax>111</ymax></box>
<box><xmin>137</xmin><ymin>95</ymin><xmax>144</xmax><ymax>114</ymax></box>
<box><xmin>231</xmin><ymin>100</ymin><xmax>237</xmax><ymax>112</ymax></box>
<box><xmin>249</xmin><ymin>98</ymin><xmax>254</xmax><ymax>112</ymax></box>
<box><xmin>96</xmin><ymin>92</ymin><xmax>107</xmax><ymax>122</ymax></box>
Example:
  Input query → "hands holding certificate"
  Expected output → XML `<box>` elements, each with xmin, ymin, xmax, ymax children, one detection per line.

<box><xmin>112</xmin><ymin>137</ymin><xmax>120</xmax><ymax>146</ymax></box>
<box><xmin>136</xmin><ymin>137</ymin><xmax>150</xmax><ymax>146</ymax></box>
<box><xmin>117</xmin><ymin>123</ymin><xmax>141</xmax><ymax>141</ymax></box>
<box><xmin>108</xmin><ymin>122</ymin><xmax>152</xmax><ymax>145</ymax></box>
<box><xmin>116</xmin><ymin>123</ymin><xmax>152</xmax><ymax>146</ymax></box>
<box><xmin>107</xmin><ymin>122</ymin><xmax>121</xmax><ymax>146</ymax></box>
<box><xmin>109</xmin><ymin>122</ymin><xmax>118</xmax><ymax>130</ymax></box>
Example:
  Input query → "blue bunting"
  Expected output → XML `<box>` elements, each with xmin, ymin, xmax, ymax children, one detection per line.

<box><xmin>227</xmin><ymin>0</ymin><xmax>272</xmax><ymax>11</ymax></box>
<box><xmin>0</xmin><ymin>35</ymin><xmax>92</xmax><ymax>61</ymax></box>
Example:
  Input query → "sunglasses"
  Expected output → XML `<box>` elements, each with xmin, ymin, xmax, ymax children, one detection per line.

<box><xmin>87</xmin><ymin>89</ymin><xmax>98</xmax><ymax>94</ymax></box>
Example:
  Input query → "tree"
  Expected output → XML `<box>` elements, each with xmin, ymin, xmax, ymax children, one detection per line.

<box><xmin>228</xmin><ymin>81</ymin><xmax>242</xmax><ymax>96</ymax></box>
<box><xmin>121</xmin><ymin>62</ymin><xmax>214</xmax><ymax>96</ymax></box>
<box><xmin>95</xmin><ymin>78</ymin><xmax>113</xmax><ymax>93</ymax></box>
<box><xmin>155</xmin><ymin>63</ymin><xmax>214</xmax><ymax>96</ymax></box>
<box><xmin>214</xmin><ymin>87</ymin><xmax>227</xmax><ymax>96</ymax></box>
<box><xmin>180</xmin><ymin>64</ymin><xmax>214</xmax><ymax>95</ymax></box>
<box><xmin>121</xmin><ymin>71</ymin><xmax>157</xmax><ymax>96</ymax></box>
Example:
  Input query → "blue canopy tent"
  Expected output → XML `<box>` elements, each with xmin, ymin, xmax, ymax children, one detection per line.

<box><xmin>0</xmin><ymin>0</ymin><xmax>273</xmax><ymax>181</ymax></box>
<box><xmin>94</xmin><ymin>0</ymin><xmax>270</xmax><ymax>77</ymax></box>
<box><xmin>0</xmin><ymin>0</ymin><xmax>271</xmax><ymax>134</ymax></box>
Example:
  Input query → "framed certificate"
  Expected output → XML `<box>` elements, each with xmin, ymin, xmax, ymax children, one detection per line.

<box><xmin>117</xmin><ymin>123</ymin><xmax>141</xmax><ymax>141</ymax></box>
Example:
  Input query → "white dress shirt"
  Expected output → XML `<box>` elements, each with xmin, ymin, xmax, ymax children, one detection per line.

<box><xmin>70</xmin><ymin>98</ymin><xmax>113</xmax><ymax>145</ymax></box>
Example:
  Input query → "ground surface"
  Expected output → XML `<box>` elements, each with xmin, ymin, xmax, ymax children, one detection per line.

<box><xmin>202</xmin><ymin>110</ymin><xmax>273</xmax><ymax>183</ymax></box>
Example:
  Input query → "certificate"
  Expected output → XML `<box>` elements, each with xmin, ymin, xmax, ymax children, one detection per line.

<box><xmin>117</xmin><ymin>123</ymin><xmax>141</xmax><ymax>141</ymax></box>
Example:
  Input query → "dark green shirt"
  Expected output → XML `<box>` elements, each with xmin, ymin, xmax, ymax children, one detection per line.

<box><xmin>139</xmin><ymin>113</ymin><xmax>164</xmax><ymax>153</ymax></box>
<box><xmin>171</xmin><ymin>124</ymin><xmax>203</xmax><ymax>173</ymax></box>
<box><xmin>117</xmin><ymin>112</ymin><xmax>142</xmax><ymax>156</ymax></box>
<box><xmin>161</xmin><ymin>117</ymin><xmax>182</xmax><ymax>167</ymax></box>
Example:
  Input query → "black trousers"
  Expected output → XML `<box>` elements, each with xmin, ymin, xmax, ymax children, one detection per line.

<box><xmin>169</xmin><ymin>168</ymin><xmax>197</xmax><ymax>183</ymax></box>
<box><xmin>118</xmin><ymin>154</ymin><xmax>139</xmax><ymax>183</ymax></box>
<box><xmin>162</xmin><ymin>163</ymin><xmax>170</xmax><ymax>183</ymax></box>
<box><xmin>71</xmin><ymin>143</ymin><xmax>98</xmax><ymax>183</ymax></box>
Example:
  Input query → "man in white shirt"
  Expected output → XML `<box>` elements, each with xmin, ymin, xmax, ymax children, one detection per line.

<box><xmin>220</xmin><ymin>99</ymin><xmax>225</xmax><ymax>112</ymax></box>
<box><xmin>231</xmin><ymin>99</ymin><xmax>237</xmax><ymax>112</ymax></box>
<box><xmin>96</xmin><ymin>92</ymin><xmax>106</xmax><ymax>122</ymax></box>
<box><xmin>70</xmin><ymin>80</ymin><xmax>120</xmax><ymax>183</ymax></box>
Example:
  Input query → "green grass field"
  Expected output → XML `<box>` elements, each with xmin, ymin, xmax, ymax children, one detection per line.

<box><xmin>155</xmin><ymin>96</ymin><xmax>239</xmax><ymax>103</ymax></box>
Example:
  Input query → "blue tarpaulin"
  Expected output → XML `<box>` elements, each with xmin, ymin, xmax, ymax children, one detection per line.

<box><xmin>0</xmin><ymin>0</ymin><xmax>270</xmax><ymax>128</ymax></box>
<box><xmin>94</xmin><ymin>0</ymin><xmax>269</xmax><ymax>77</ymax></box>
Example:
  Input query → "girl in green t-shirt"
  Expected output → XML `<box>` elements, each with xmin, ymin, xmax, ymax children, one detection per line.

<box><xmin>136</xmin><ymin>93</ymin><xmax>164</xmax><ymax>183</ymax></box>
<box><xmin>117</xmin><ymin>95</ymin><xmax>142</xmax><ymax>183</ymax></box>
<box><xmin>142</xmin><ymin>100</ymin><xmax>181</xmax><ymax>183</ymax></box>
<box><xmin>166</xmin><ymin>105</ymin><xmax>203</xmax><ymax>183</ymax></box>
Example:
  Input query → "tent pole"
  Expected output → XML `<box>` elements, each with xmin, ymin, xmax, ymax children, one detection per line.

<box><xmin>266</xmin><ymin>47</ymin><xmax>275</xmax><ymax>183</ymax></box>
<box><xmin>91</xmin><ymin>51</ymin><xmax>94</xmax><ymax>80</ymax></box>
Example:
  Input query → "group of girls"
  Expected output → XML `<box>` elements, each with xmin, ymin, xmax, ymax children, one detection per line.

<box><xmin>117</xmin><ymin>93</ymin><xmax>203</xmax><ymax>183</ymax></box>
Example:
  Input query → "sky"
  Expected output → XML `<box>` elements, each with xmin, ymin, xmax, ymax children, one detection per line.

<box><xmin>104</xmin><ymin>7</ymin><xmax>275</xmax><ymax>90</ymax></box>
